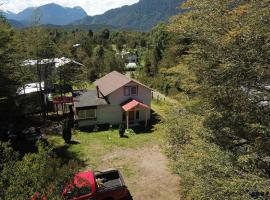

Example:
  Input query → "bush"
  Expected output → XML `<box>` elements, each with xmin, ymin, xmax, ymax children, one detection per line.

<box><xmin>125</xmin><ymin>129</ymin><xmax>136</xmax><ymax>136</ymax></box>
<box><xmin>0</xmin><ymin>141</ymin><xmax>80</xmax><ymax>200</ymax></box>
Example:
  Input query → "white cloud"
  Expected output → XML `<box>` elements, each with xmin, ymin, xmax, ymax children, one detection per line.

<box><xmin>0</xmin><ymin>0</ymin><xmax>139</xmax><ymax>15</ymax></box>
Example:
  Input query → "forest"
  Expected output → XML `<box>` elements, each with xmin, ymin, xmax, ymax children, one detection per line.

<box><xmin>0</xmin><ymin>0</ymin><xmax>270</xmax><ymax>199</ymax></box>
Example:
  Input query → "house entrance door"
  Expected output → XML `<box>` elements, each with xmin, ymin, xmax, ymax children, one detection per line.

<box><xmin>129</xmin><ymin>111</ymin><xmax>135</xmax><ymax>121</ymax></box>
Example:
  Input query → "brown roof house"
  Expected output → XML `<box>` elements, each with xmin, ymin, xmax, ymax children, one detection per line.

<box><xmin>74</xmin><ymin>71</ymin><xmax>152</xmax><ymax>128</ymax></box>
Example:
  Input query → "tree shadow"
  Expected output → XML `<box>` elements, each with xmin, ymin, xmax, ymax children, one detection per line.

<box><xmin>66</xmin><ymin>140</ymin><xmax>80</xmax><ymax>145</ymax></box>
<box><xmin>120</xmin><ymin>135</ymin><xmax>129</xmax><ymax>139</ymax></box>
<box><xmin>53</xmin><ymin>143</ymin><xmax>86</xmax><ymax>167</ymax></box>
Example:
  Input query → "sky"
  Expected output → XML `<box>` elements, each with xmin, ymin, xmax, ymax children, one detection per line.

<box><xmin>0</xmin><ymin>0</ymin><xmax>139</xmax><ymax>15</ymax></box>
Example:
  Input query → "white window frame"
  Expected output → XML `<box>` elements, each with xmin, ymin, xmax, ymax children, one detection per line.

<box><xmin>124</xmin><ymin>86</ymin><xmax>138</xmax><ymax>96</ymax></box>
<box><xmin>78</xmin><ymin>109</ymin><xmax>96</xmax><ymax>120</ymax></box>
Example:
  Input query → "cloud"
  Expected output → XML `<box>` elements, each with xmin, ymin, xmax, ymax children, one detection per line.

<box><xmin>0</xmin><ymin>0</ymin><xmax>139</xmax><ymax>15</ymax></box>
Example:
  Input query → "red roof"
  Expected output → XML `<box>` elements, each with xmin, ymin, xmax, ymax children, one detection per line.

<box><xmin>122</xmin><ymin>99</ymin><xmax>150</xmax><ymax>111</ymax></box>
<box><xmin>94</xmin><ymin>71</ymin><xmax>151</xmax><ymax>97</ymax></box>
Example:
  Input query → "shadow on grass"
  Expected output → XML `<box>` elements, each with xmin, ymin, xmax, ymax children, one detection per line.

<box><xmin>53</xmin><ymin>143</ymin><xmax>87</xmax><ymax>168</ymax></box>
<box><xmin>132</xmin><ymin>109</ymin><xmax>161</xmax><ymax>134</ymax></box>
<box><xmin>66</xmin><ymin>140</ymin><xmax>80</xmax><ymax>145</ymax></box>
<box><xmin>120</xmin><ymin>135</ymin><xmax>129</xmax><ymax>139</ymax></box>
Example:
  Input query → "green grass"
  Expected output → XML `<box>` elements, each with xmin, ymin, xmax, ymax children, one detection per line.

<box><xmin>47</xmin><ymin>102</ymin><xmax>168</xmax><ymax>170</ymax></box>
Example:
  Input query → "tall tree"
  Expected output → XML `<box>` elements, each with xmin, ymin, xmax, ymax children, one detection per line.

<box><xmin>0</xmin><ymin>17</ymin><xmax>18</xmax><ymax>125</ymax></box>
<box><xmin>167</xmin><ymin>0</ymin><xmax>270</xmax><ymax>198</ymax></box>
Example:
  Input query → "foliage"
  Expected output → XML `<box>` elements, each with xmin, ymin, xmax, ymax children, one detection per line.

<box><xmin>165</xmin><ymin>97</ymin><xmax>270</xmax><ymax>199</ymax></box>
<box><xmin>162</xmin><ymin>0</ymin><xmax>270</xmax><ymax>199</ymax></box>
<box><xmin>0</xmin><ymin>141</ymin><xmax>80</xmax><ymax>200</ymax></box>
<box><xmin>0</xmin><ymin>17</ymin><xmax>22</xmax><ymax>125</ymax></box>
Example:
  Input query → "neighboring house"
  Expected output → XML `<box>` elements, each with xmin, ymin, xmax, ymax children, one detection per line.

<box><xmin>21</xmin><ymin>57</ymin><xmax>84</xmax><ymax>68</ymax></box>
<box><xmin>125</xmin><ymin>54</ymin><xmax>138</xmax><ymax>63</ymax></box>
<box><xmin>74</xmin><ymin>71</ymin><xmax>152</xmax><ymax>128</ymax></box>
<box><xmin>17</xmin><ymin>82</ymin><xmax>45</xmax><ymax>95</ymax></box>
<box><xmin>117</xmin><ymin>50</ymin><xmax>138</xmax><ymax>63</ymax></box>
<box><xmin>126</xmin><ymin>62</ymin><xmax>138</xmax><ymax>70</ymax></box>
<box><xmin>15</xmin><ymin>82</ymin><xmax>51</xmax><ymax>114</ymax></box>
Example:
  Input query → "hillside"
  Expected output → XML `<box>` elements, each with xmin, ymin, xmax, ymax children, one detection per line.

<box><xmin>4</xmin><ymin>3</ymin><xmax>87</xmax><ymax>26</ymax></box>
<box><xmin>74</xmin><ymin>0</ymin><xmax>185</xmax><ymax>31</ymax></box>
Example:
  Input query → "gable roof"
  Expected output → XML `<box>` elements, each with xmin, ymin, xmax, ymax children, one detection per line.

<box><xmin>122</xmin><ymin>99</ymin><xmax>150</xmax><ymax>112</ymax></box>
<box><xmin>94</xmin><ymin>71</ymin><xmax>150</xmax><ymax>97</ymax></box>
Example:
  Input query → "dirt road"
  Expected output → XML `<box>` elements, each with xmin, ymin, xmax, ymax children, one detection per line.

<box><xmin>98</xmin><ymin>145</ymin><xmax>180</xmax><ymax>200</ymax></box>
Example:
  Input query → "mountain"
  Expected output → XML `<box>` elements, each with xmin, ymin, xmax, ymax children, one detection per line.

<box><xmin>3</xmin><ymin>11</ymin><xmax>17</xmax><ymax>19</ymax></box>
<box><xmin>44</xmin><ymin>24</ymin><xmax>122</xmax><ymax>32</ymax></box>
<box><xmin>6</xmin><ymin>19</ymin><xmax>26</xmax><ymax>28</ymax></box>
<box><xmin>73</xmin><ymin>0</ymin><xmax>185</xmax><ymax>31</ymax></box>
<box><xmin>4</xmin><ymin>3</ymin><xmax>87</xmax><ymax>26</ymax></box>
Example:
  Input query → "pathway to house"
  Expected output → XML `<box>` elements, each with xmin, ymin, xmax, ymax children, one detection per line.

<box><xmin>93</xmin><ymin>101</ymin><xmax>180</xmax><ymax>200</ymax></box>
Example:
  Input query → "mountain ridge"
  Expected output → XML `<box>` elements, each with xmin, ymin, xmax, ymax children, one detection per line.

<box><xmin>73</xmin><ymin>0</ymin><xmax>185</xmax><ymax>31</ymax></box>
<box><xmin>4</xmin><ymin>3</ymin><xmax>87</xmax><ymax>26</ymax></box>
<box><xmin>3</xmin><ymin>0</ymin><xmax>184</xmax><ymax>31</ymax></box>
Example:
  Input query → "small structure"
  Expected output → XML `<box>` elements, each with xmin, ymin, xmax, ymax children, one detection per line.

<box><xmin>16</xmin><ymin>82</ymin><xmax>51</xmax><ymax>115</ymax></box>
<box><xmin>126</xmin><ymin>62</ymin><xmax>138</xmax><ymax>70</ymax></box>
<box><xmin>117</xmin><ymin>50</ymin><xmax>138</xmax><ymax>64</ymax></box>
<box><xmin>17</xmin><ymin>82</ymin><xmax>44</xmax><ymax>95</ymax></box>
<box><xmin>21</xmin><ymin>57</ymin><xmax>84</xmax><ymax>68</ymax></box>
<box><xmin>74</xmin><ymin>71</ymin><xmax>151</xmax><ymax>128</ymax></box>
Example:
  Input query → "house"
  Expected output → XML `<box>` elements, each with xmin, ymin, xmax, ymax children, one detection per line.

<box><xmin>16</xmin><ymin>82</ymin><xmax>52</xmax><ymax>115</ymax></box>
<box><xmin>21</xmin><ymin>57</ymin><xmax>84</xmax><ymax>68</ymax></box>
<box><xmin>126</xmin><ymin>62</ymin><xmax>138</xmax><ymax>70</ymax></box>
<box><xmin>74</xmin><ymin>71</ymin><xmax>152</xmax><ymax>128</ymax></box>
<box><xmin>117</xmin><ymin>50</ymin><xmax>138</xmax><ymax>63</ymax></box>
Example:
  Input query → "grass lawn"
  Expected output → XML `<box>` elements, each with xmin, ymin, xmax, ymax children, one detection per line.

<box><xmin>46</xmin><ymin>101</ymin><xmax>180</xmax><ymax>199</ymax></box>
<box><xmin>47</xmin><ymin>100</ymin><xmax>169</xmax><ymax>171</ymax></box>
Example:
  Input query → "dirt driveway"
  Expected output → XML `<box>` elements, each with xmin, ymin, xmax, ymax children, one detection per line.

<box><xmin>98</xmin><ymin>144</ymin><xmax>180</xmax><ymax>200</ymax></box>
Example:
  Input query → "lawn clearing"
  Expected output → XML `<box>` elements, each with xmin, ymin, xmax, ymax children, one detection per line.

<box><xmin>47</xmin><ymin>101</ymin><xmax>180</xmax><ymax>199</ymax></box>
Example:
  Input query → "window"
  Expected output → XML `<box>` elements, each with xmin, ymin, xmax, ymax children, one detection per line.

<box><xmin>124</xmin><ymin>86</ymin><xmax>138</xmax><ymax>96</ymax></box>
<box><xmin>78</xmin><ymin>109</ymin><xmax>96</xmax><ymax>120</ymax></box>
<box><xmin>131</xmin><ymin>86</ymin><xmax>138</xmax><ymax>96</ymax></box>
<box><xmin>124</xmin><ymin>87</ymin><xmax>130</xmax><ymax>96</ymax></box>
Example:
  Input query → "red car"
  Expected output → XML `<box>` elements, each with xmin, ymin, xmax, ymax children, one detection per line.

<box><xmin>33</xmin><ymin>169</ymin><xmax>132</xmax><ymax>200</ymax></box>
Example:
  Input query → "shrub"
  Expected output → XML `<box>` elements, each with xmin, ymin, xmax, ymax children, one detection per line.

<box><xmin>0</xmin><ymin>141</ymin><xmax>80</xmax><ymax>200</ymax></box>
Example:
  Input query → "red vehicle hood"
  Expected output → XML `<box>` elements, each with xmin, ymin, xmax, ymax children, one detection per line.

<box><xmin>62</xmin><ymin>171</ymin><xmax>97</xmax><ymax>198</ymax></box>
<box><xmin>74</xmin><ymin>171</ymin><xmax>96</xmax><ymax>189</ymax></box>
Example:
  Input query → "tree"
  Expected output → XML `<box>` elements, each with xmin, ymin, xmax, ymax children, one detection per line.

<box><xmin>100</xmin><ymin>29</ymin><xmax>110</xmax><ymax>40</ymax></box>
<box><xmin>0</xmin><ymin>17</ymin><xmax>19</xmax><ymax>126</ymax></box>
<box><xmin>166</xmin><ymin>0</ymin><xmax>270</xmax><ymax>198</ymax></box>
<box><xmin>88</xmin><ymin>29</ymin><xmax>93</xmax><ymax>38</ymax></box>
